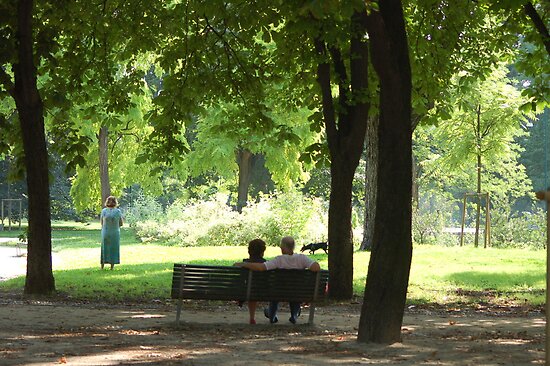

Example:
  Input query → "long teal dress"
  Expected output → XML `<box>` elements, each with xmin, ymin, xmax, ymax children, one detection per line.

<box><xmin>101</xmin><ymin>207</ymin><xmax>122</xmax><ymax>265</ymax></box>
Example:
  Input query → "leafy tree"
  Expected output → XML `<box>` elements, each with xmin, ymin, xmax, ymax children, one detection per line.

<box><xmin>415</xmin><ymin>64</ymin><xmax>532</xmax><ymax>246</ymax></box>
<box><xmin>519</xmin><ymin>109</ymin><xmax>550</xmax><ymax>192</ymax></box>
<box><xmin>187</xmin><ymin>99</ymin><xmax>319</xmax><ymax>212</ymax></box>
<box><xmin>361</xmin><ymin>0</ymin><xmax>519</xmax><ymax>251</ymax></box>
<box><xmin>0</xmin><ymin>0</ymin><xmax>57</xmax><ymax>294</ymax></box>
<box><xmin>54</xmin><ymin>87</ymin><xmax>164</xmax><ymax>213</ymax></box>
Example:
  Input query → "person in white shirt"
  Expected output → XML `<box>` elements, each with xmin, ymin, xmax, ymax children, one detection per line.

<box><xmin>234</xmin><ymin>236</ymin><xmax>321</xmax><ymax>324</ymax></box>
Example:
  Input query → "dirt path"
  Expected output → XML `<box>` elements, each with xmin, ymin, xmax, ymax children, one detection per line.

<box><xmin>0</xmin><ymin>298</ymin><xmax>544</xmax><ymax>365</ymax></box>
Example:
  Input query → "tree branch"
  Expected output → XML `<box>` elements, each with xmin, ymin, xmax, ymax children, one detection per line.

<box><xmin>329</xmin><ymin>46</ymin><xmax>348</xmax><ymax>127</ymax></box>
<box><xmin>314</xmin><ymin>37</ymin><xmax>338</xmax><ymax>152</ymax></box>
<box><xmin>524</xmin><ymin>2</ymin><xmax>550</xmax><ymax>57</ymax></box>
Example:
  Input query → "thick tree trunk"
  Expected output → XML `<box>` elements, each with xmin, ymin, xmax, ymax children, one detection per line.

<box><xmin>13</xmin><ymin>0</ymin><xmax>55</xmax><ymax>294</ymax></box>
<box><xmin>236</xmin><ymin>148</ymin><xmax>254</xmax><ymax>213</ymax></box>
<box><xmin>327</xmin><ymin>160</ymin><xmax>356</xmax><ymax>298</ymax></box>
<box><xmin>358</xmin><ymin>0</ymin><xmax>412</xmax><ymax>344</ymax></box>
<box><xmin>314</xmin><ymin>11</ymin><xmax>370</xmax><ymax>300</ymax></box>
<box><xmin>360</xmin><ymin>115</ymin><xmax>378</xmax><ymax>251</ymax></box>
<box><xmin>98</xmin><ymin>125</ymin><xmax>111</xmax><ymax>206</ymax></box>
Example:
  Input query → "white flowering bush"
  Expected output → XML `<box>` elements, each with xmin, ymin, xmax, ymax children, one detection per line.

<box><xmin>126</xmin><ymin>191</ymin><xmax>329</xmax><ymax>247</ymax></box>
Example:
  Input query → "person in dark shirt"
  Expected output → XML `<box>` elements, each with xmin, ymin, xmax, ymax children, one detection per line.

<box><xmin>235</xmin><ymin>236</ymin><xmax>320</xmax><ymax>324</ymax></box>
<box><xmin>241</xmin><ymin>238</ymin><xmax>266</xmax><ymax>324</ymax></box>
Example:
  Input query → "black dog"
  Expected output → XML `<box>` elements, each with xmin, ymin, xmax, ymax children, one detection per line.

<box><xmin>300</xmin><ymin>241</ymin><xmax>328</xmax><ymax>255</ymax></box>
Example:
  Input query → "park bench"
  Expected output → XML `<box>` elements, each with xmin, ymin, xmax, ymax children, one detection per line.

<box><xmin>171</xmin><ymin>263</ymin><xmax>329</xmax><ymax>325</ymax></box>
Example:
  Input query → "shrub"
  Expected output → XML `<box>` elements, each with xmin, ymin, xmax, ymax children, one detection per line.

<box><xmin>491</xmin><ymin>206</ymin><xmax>545</xmax><ymax>249</ymax></box>
<box><xmin>412</xmin><ymin>193</ymin><xmax>453</xmax><ymax>244</ymax></box>
<box><xmin>128</xmin><ymin>191</ymin><xmax>329</xmax><ymax>247</ymax></box>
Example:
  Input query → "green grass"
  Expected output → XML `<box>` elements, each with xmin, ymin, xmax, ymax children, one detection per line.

<box><xmin>0</xmin><ymin>225</ymin><xmax>545</xmax><ymax>306</ymax></box>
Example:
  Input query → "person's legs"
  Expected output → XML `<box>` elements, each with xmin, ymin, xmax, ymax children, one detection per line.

<box><xmin>289</xmin><ymin>302</ymin><xmax>301</xmax><ymax>324</ymax></box>
<box><xmin>248</xmin><ymin>301</ymin><xmax>258</xmax><ymax>324</ymax></box>
<box><xmin>264</xmin><ymin>301</ymin><xmax>279</xmax><ymax>323</ymax></box>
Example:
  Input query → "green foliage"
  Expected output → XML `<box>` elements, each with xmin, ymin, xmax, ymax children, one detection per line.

<box><xmin>405</xmin><ymin>0</ymin><xmax>518</xmax><ymax>126</ymax></box>
<box><xmin>491</xmin><ymin>204</ymin><xmax>546</xmax><ymax>249</ymax></box>
<box><xmin>126</xmin><ymin>191</ymin><xmax>328</xmax><ymax>247</ymax></box>
<box><xmin>412</xmin><ymin>193</ymin><xmax>453</xmax><ymax>245</ymax></box>
<box><xmin>518</xmin><ymin>109</ymin><xmax>550</xmax><ymax>192</ymax></box>
<box><xmin>414</xmin><ymin>63</ymin><xmax>533</xmax><ymax>213</ymax></box>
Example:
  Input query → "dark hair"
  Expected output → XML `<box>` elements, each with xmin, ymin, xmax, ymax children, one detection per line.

<box><xmin>105</xmin><ymin>196</ymin><xmax>118</xmax><ymax>208</ymax></box>
<box><xmin>248</xmin><ymin>239</ymin><xmax>266</xmax><ymax>258</ymax></box>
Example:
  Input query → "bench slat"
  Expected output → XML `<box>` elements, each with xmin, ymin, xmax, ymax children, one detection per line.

<box><xmin>172</xmin><ymin>264</ymin><xmax>329</xmax><ymax>324</ymax></box>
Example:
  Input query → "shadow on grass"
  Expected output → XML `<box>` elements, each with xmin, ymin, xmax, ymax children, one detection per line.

<box><xmin>0</xmin><ymin>258</ymin><xmax>244</xmax><ymax>303</ymax></box>
<box><xmin>52</xmin><ymin>228</ymin><xmax>139</xmax><ymax>251</ymax></box>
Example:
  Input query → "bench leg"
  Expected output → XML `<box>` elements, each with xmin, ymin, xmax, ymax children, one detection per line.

<box><xmin>308</xmin><ymin>303</ymin><xmax>316</xmax><ymax>325</ymax></box>
<box><xmin>176</xmin><ymin>298</ymin><xmax>183</xmax><ymax>325</ymax></box>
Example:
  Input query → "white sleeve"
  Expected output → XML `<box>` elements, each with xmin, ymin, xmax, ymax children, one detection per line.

<box><xmin>302</xmin><ymin>254</ymin><xmax>315</xmax><ymax>269</ymax></box>
<box><xmin>264</xmin><ymin>257</ymin><xmax>280</xmax><ymax>271</ymax></box>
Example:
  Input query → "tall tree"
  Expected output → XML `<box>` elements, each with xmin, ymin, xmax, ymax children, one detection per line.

<box><xmin>0</xmin><ymin>0</ymin><xmax>54</xmax><ymax>294</ymax></box>
<box><xmin>360</xmin><ymin>0</ymin><xmax>518</xmax><ymax>251</ymax></box>
<box><xmin>186</xmin><ymin>100</ymin><xmax>317</xmax><ymax>213</ymax></box>
<box><xmin>304</xmin><ymin>5</ymin><xmax>371</xmax><ymax>299</ymax></box>
<box><xmin>358</xmin><ymin>0</ymin><xmax>413</xmax><ymax>343</ymax></box>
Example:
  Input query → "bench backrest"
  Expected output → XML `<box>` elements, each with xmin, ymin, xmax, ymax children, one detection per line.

<box><xmin>171</xmin><ymin>264</ymin><xmax>329</xmax><ymax>303</ymax></box>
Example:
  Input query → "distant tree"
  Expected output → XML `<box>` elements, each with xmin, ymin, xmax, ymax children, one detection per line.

<box><xmin>519</xmin><ymin>109</ymin><xmax>550</xmax><ymax>192</ymax></box>
<box><xmin>186</xmin><ymin>99</ymin><xmax>319</xmax><ymax>212</ymax></box>
<box><xmin>415</xmin><ymin>64</ymin><xmax>532</xmax><ymax>246</ymax></box>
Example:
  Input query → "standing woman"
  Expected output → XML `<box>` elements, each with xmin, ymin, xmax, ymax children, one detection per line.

<box><xmin>100</xmin><ymin>196</ymin><xmax>123</xmax><ymax>270</ymax></box>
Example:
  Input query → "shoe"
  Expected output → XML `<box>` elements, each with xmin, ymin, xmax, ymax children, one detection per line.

<box><xmin>289</xmin><ymin>316</ymin><xmax>297</xmax><ymax>324</ymax></box>
<box><xmin>250</xmin><ymin>319</ymin><xmax>256</xmax><ymax>325</ymax></box>
<box><xmin>263</xmin><ymin>308</ymin><xmax>278</xmax><ymax>323</ymax></box>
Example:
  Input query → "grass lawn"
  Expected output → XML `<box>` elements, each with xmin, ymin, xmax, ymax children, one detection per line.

<box><xmin>0</xmin><ymin>224</ymin><xmax>545</xmax><ymax>306</ymax></box>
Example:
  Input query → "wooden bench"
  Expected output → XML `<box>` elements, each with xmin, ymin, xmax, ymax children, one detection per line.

<box><xmin>171</xmin><ymin>264</ymin><xmax>329</xmax><ymax>325</ymax></box>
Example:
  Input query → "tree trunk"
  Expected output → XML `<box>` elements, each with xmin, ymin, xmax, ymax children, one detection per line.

<box><xmin>13</xmin><ymin>0</ymin><xmax>55</xmax><ymax>294</ymax></box>
<box><xmin>360</xmin><ymin>115</ymin><xmax>378</xmax><ymax>251</ymax></box>
<box><xmin>358</xmin><ymin>0</ymin><xmax>412</xmax><ymax>344</ymax></box>
<box><xmin>475</xmin><ymin>153</ymin><xmax>482</xmax><ymax>248</ymax></box>
<box><xmin>412</xmin><ymin>153</ymin><xmax>419</xmax><ymax>206</ymax></box>
<box><xmin>474</xmin><ymin>105</ymin><xmax>481</xmax><ymax>248</ymax></box>
<box><xmin>314</xmin><ymin>11</ymin><xmax>370</xmax><ymax>300</ymax></box>
<box><xmin>98</xmin><ymin>125</ymin><xmax>111</xmax><ymax>206</ymax></box>
<box><xmin>327</xmin><ymin>159</ymin><xmax>356</xmax><ymax>298</ymax></box>
<box><xmin>236</xmin><ymin>148</ymin><xmax>254</xmax><ymax>213</ymax></box>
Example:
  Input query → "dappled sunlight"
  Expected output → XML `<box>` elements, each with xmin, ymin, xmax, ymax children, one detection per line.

<box><xmin>0</xmin><ymin>301</ymin><xmax>544</xmax><ymax>365</ymax></box>
<box><xmin>123</xmin><ymin>312</ymin><xmax>167</xmax><ymax>320</ymax></box>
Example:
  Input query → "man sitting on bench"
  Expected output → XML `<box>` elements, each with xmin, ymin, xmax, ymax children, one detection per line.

<box><xmin>234</xmin><ymin>236</ymin><xmax>321</xmax><ymax>324</ymax></box>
